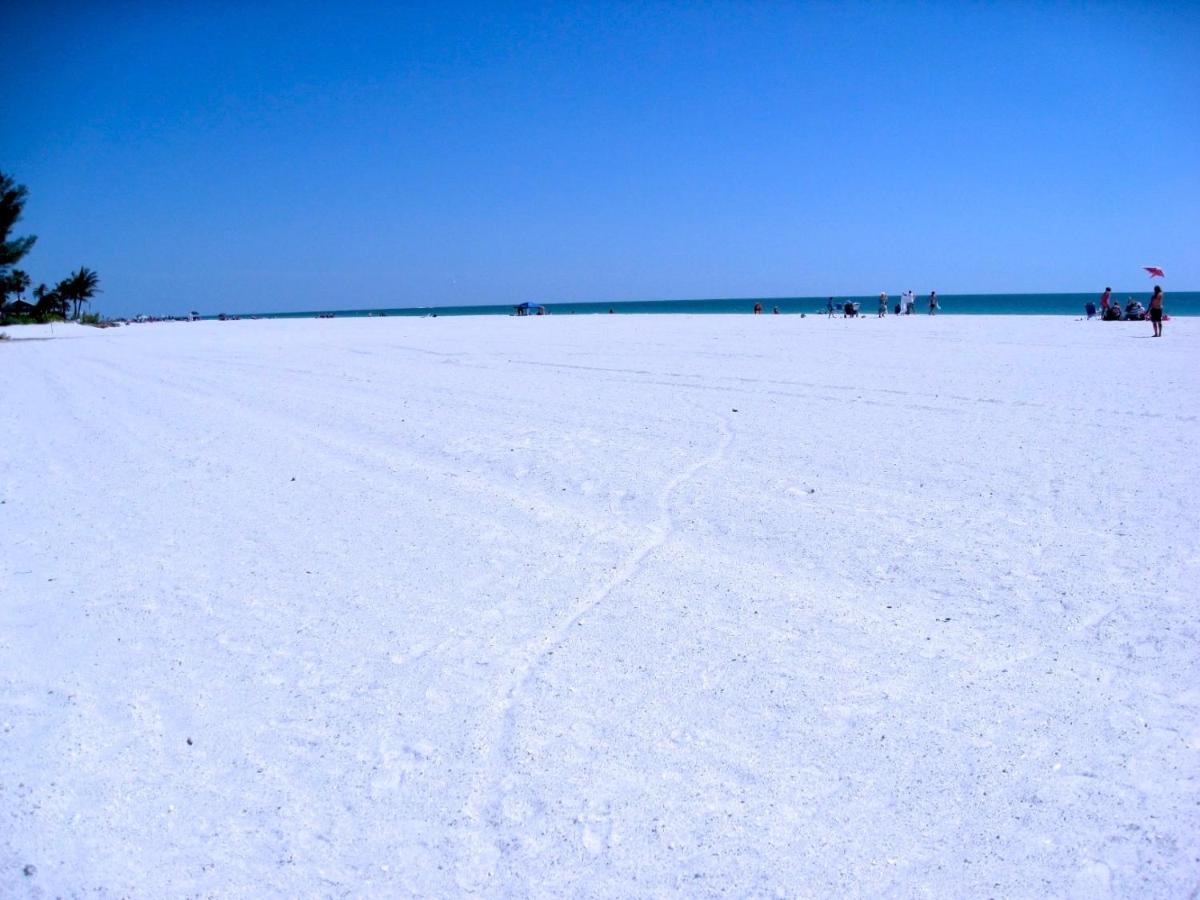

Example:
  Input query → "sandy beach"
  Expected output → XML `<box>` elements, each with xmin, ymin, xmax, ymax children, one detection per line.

<box><xmin>2</xmin><ymin>314</ymin><xmax>1197</xmax><ymax>896</ymax></box>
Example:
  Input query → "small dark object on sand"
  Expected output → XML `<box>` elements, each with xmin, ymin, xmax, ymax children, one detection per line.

<box><xmin>23</xmin><ymin>864</ymin><xmax>36</xmax><ymax>876</ymax></box>
<box><xmin>732</xmin><ymin>409</ymin><xmax>738</xmax><ymax>413</ymax></box>
<box><xmin>187</xmin><ymin>737</ymin><xmax>193</xmax><ymax>746</ymax></box>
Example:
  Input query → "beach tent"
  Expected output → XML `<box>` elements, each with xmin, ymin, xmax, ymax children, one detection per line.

<box><xmin>514</xmin><ymin>302</ymin><xmax>546</xmax><ymax>316</ymax></box>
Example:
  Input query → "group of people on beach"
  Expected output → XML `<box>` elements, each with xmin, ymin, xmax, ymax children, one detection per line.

<box><xmin>821</xmin><ymin>291</ymin><xmax>938</xmax><ymax>318</ymax></box>
<box><xmin>877</xmin><ymin>290</ymin><xmax>936</xmax><ymax>317</ymax></box>
<box><xmin>751</xmin><ymin>287</ymin><xmax>1167</xmax><ymax>329</ymax></box>
<box><xmin>1086</xmin><ymin>286</ymin><xmax>1165</xmax><ymax>336</ymax></box>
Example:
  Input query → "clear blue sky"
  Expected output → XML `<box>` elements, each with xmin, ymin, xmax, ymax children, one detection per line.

<box><xmin>5</xmin><ymin>1</ymin><xmax>1197</xmax><ymax>316</ymax></box>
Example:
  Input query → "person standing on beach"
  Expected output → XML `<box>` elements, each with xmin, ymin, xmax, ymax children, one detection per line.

<box><xmin>827</xmin><ymin>297</ymin><xmax>835</xmax><ymax>318</ymax></box>
<box><xmin>928</xmin><ymin>291</ymin><xmax>938</xmax><ymax>315</ymax></box>
<box><xmin>1149</xmin><ymin>285</ymin><xmax>1164</xmax><ymax>337</ymax></box>
<box><xmin>878</xmin><ymin>293</ymin><xmax>888</xmax><ymax>317</ymax></box>
<box><xmin>1100</xmin><ymin>287</ymin><xmax>1112</xmax><ymax>317</ymax></box>
<box><xmin>753</xmin><ymin>302</ymin><xmax>763</xmax><ymax>314</ymax></box>
<box><xmin>906</xmin><ymin>290</ymin><xmax>916</xmax><ymax>314</ymax></box>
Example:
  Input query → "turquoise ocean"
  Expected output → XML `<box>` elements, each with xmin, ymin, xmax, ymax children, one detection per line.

<box><xmin>233</xmin><ymin>292</ymin><xmax>1199</xmax><ymax>319</ymax></box>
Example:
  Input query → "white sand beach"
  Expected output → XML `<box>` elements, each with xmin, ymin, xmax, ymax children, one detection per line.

<box><xmin>2</xmin><ymin>314</ymin><xmax>1197</xmax><ymax>897</ymax></box>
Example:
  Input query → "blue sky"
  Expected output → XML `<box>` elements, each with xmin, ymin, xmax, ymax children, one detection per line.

<box><xmin>5</xmin><ymin>1</ymin><xmax>1197</xmax><ymax>316</ymax></box>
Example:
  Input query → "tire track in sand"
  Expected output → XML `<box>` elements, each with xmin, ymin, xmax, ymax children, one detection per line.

<box><xmin>457</xmin><ymin>410</ymin><xmax>733</xmax><ymax>892</ymax></box>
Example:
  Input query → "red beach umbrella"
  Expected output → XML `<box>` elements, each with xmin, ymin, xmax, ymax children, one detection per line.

<box><xmin>1143</xmin><ymin>266</ymin><xmax>1165</xmax><ymax>278</ymax></box>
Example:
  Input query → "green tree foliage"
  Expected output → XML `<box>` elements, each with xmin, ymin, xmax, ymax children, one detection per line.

<box><xmin>59</xmin><ymin>267</ymin><xmax>101</xmax><ymax>320</ymax></box>
<box><xmin>1</xmin><ymin>172</ymin><xmax>37</xmax><ymax>319</ymax></box>
<box><xmin>0</xmin><ymin>172</ymin><xmax>100</xmax><ymax>323</ymax></box>
<box><xmin>8</xmin><ymin>269</ymin><xmax>30</xmax><ymax>299</ymax></box>
<box><xmin>33</xmin><ymin>283</ymin><xmax>67</xmax><ymax>321</ymax></box>
<box><xmin>0</xmin><ymin>269</ymin><xmax>31</xmax><ymax>313</ymax></box>
<box><xmin>0</xmin><ymin>172</ymin><xmax>37</xmax><ymax>271</ymax></box>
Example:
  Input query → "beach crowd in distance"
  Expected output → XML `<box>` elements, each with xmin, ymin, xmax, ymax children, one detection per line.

<box><xmin>174</xmin><ymin>288</ymin><xmax>1198</xmax><ymax>324</ymax></box>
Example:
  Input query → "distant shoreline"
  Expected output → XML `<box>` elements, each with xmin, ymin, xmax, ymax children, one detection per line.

<box><xmin>197</xmin><ymin>291</ymin><xmax>1199</xmax><ymax>322</ymax></box>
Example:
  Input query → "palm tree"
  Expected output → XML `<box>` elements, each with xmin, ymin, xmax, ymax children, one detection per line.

<box><xmin>33</xmin><ymin>283</ymin><xmax>66</xmax><ymax>321</ymax></box>
<box><xmin>9</xmin><ymin>269</ymin><xmax>29</xmax><ymax>300</ymax></box>
<box><xmin>0</xmin><ymin>269</ymin><xmax>29</xmax><ymax>316</ymax></box>
<box><xmin>54</xmin><ymin>277</ymin><xmax>76</xmax><ymax>319</ymax></box>
<box><xmin>60</xmin><ymin>267</ymin><xmax>101</xmax><ymax>320</ymax></box>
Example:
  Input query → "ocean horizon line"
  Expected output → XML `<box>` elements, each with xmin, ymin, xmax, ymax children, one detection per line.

<box><xmin>210</xmin><ymin>290</ymin><xmax>1199</xmax><ymax>321</ymax></box>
